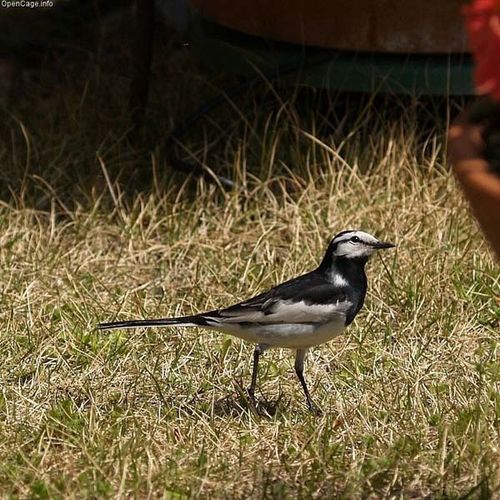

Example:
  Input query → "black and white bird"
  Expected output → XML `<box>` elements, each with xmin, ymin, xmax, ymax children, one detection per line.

<box><xmin>98</xmin><ymin>230</ymin><xmax>395</xmax><ymax>412</ymax></box>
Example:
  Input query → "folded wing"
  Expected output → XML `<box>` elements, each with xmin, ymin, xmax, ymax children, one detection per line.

<box><xmin>202</xmin><ymin>273</ymin><xmax>351</xmax><ymax>325</ymax></box>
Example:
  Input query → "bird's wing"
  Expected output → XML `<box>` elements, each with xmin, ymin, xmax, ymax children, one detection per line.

<box><xmin>202</xmin><ymin>273</ymin><xmax>351</xmax><ymax>325</ymax></box>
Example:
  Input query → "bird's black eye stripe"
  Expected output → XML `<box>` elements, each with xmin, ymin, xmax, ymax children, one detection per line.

<box><xmin>350</xmin><ymin>236</ymin><xmax>360</xmax><ymax>243</ymax></box>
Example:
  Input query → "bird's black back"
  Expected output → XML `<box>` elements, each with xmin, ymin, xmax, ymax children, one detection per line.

<box><xmin>208</xmin><ymin>254</ymin><xmax>368</xmax><ymax>326</ymax></box>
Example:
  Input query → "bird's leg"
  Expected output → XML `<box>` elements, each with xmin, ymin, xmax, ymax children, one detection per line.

<box><xmin>295</xmin><ymin>348</ymin><xmax>321</xmax><ymax>414</ymax></box>
<box><xmin>248</xmin><ymin>346</ymin><xmax>261</xmax><ymax>402</ymax></box>
<box><xmin>248</xmin><ymin>344</ymin><xmax>266</xmax><ymax>404</ymax></box>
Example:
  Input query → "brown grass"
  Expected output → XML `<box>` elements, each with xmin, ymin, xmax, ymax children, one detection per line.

<box><xmin>0</xmin><ymin>34</ymin><xmax>498</xmax><ymax>498</ymax></box>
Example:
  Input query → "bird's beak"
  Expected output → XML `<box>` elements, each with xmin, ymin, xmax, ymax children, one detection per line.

<box><xmin>372</xmin><ymin>241</ymin><xmax>396</xmax><ymax>249</ymax></box>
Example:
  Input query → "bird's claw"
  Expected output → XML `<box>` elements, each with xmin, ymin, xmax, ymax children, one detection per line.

<box><xmin>307</xmin><ymin>401</ymin><xmax>322</xmax><ymax>416</ymax></box>
<box><xmin>246</xmin><ymin>387</ymin><xmax>259</xmax><ymax>410</ymax></box>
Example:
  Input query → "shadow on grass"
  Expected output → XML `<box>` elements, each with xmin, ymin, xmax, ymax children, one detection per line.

<box><xmin>213</xmin><ymin>382</ymin><xmax>285</xmax><ymax>418</ymax></box>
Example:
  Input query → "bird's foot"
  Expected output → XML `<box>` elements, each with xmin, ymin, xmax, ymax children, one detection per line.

<box><xmin>245</xmin><ymin>387</ymin><xmax>280</xmax><ymax>417</ymax></box>
<box><xmin>307</xmin><ymin>400</ymin><xmax>322</xmax><ymax>416</ymax></box>
<box><xmin>246</xmin><ymin>387</ymin><xmax>256</xmax><ymax>405</ymax></box>
<box><xmin>246</xmin><ymin>387</ymin><xmax>262</xmax><ymax>415</ymax></box>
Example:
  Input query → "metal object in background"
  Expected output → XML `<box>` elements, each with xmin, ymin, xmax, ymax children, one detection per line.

<box><xmin>188</xmin><ymin>14</ymin><xmax>474</xmax><ymax>96</ymax></box>
<box><xmin>189</xmin><ymin>0</ymin><xmax>468</xmax><ymax>54</ymax></box>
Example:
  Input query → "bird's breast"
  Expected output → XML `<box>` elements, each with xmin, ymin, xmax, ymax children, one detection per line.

<box><xmin>216</xmin><ymin>314</ymin><xmax>348</xmax><ymax>349</ymax></box>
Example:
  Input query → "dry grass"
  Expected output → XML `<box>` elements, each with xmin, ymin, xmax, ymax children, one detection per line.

<box><xmin>0</xmin><ymin>38</ymin><xmax>498</xmax><ymax>498</ymax></box>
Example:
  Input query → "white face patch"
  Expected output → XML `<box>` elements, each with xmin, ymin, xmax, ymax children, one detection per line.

<box><xmin>331</xmin><ymin>230</ymin><xmax>381</xmax><ymax>258</ymax></box>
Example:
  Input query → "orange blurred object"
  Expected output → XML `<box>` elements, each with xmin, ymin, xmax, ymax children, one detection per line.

<box><xmin>449</xmin><ymin>112</ymin><xmax>500</xmax><ymax>258</ymax></box>
<box><xmin>463</xmin><ymin>0</ymin><xmax>500</xmax><ymax>100</ymax></box>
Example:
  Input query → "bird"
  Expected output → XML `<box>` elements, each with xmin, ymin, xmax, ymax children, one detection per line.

<box><xmin>98</xmin><ymin>230</ymin><xmax>395</xmax><ymax>413</ymax></box>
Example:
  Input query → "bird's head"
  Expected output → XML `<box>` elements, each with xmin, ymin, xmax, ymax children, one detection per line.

<box><xmin>323</xmin><ymin>230</ymin><xmax>395</xmax><ymax>264</ymax></box>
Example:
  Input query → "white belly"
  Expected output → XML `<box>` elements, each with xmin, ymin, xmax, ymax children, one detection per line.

<box><xmin>211</xmin><ymin>316</ymin><xmax>347</xmax><ymax>349</ymax></box>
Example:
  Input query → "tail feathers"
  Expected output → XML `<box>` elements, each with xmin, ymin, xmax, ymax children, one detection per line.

<box><xmin>97</xmin><ymin>315</ymin><xmax>207</xmax><ymax>331</ymax></box>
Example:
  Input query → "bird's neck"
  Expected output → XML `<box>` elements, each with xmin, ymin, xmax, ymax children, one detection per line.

<box><xmin>319</xmin><ymin>254</ymin><xmax>368</xmax><ymax>283</ymax></box>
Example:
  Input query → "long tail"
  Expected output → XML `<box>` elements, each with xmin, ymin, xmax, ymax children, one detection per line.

<box><xmin>97</xmin><ymin>314</ymin><xmax>210</xmax><ymax>331</ymax></box>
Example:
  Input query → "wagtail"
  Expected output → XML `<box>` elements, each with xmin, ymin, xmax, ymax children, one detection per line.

<box><xmin>98</xmin><ymin>230</ymin><xmax>395</xmax><ymax>413</ymax></box>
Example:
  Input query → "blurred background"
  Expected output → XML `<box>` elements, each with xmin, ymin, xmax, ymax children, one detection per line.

<box><xmin>0</xmin><ymin>0</ymin><xmax>474</xmax><ymax>206</ymax></box>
